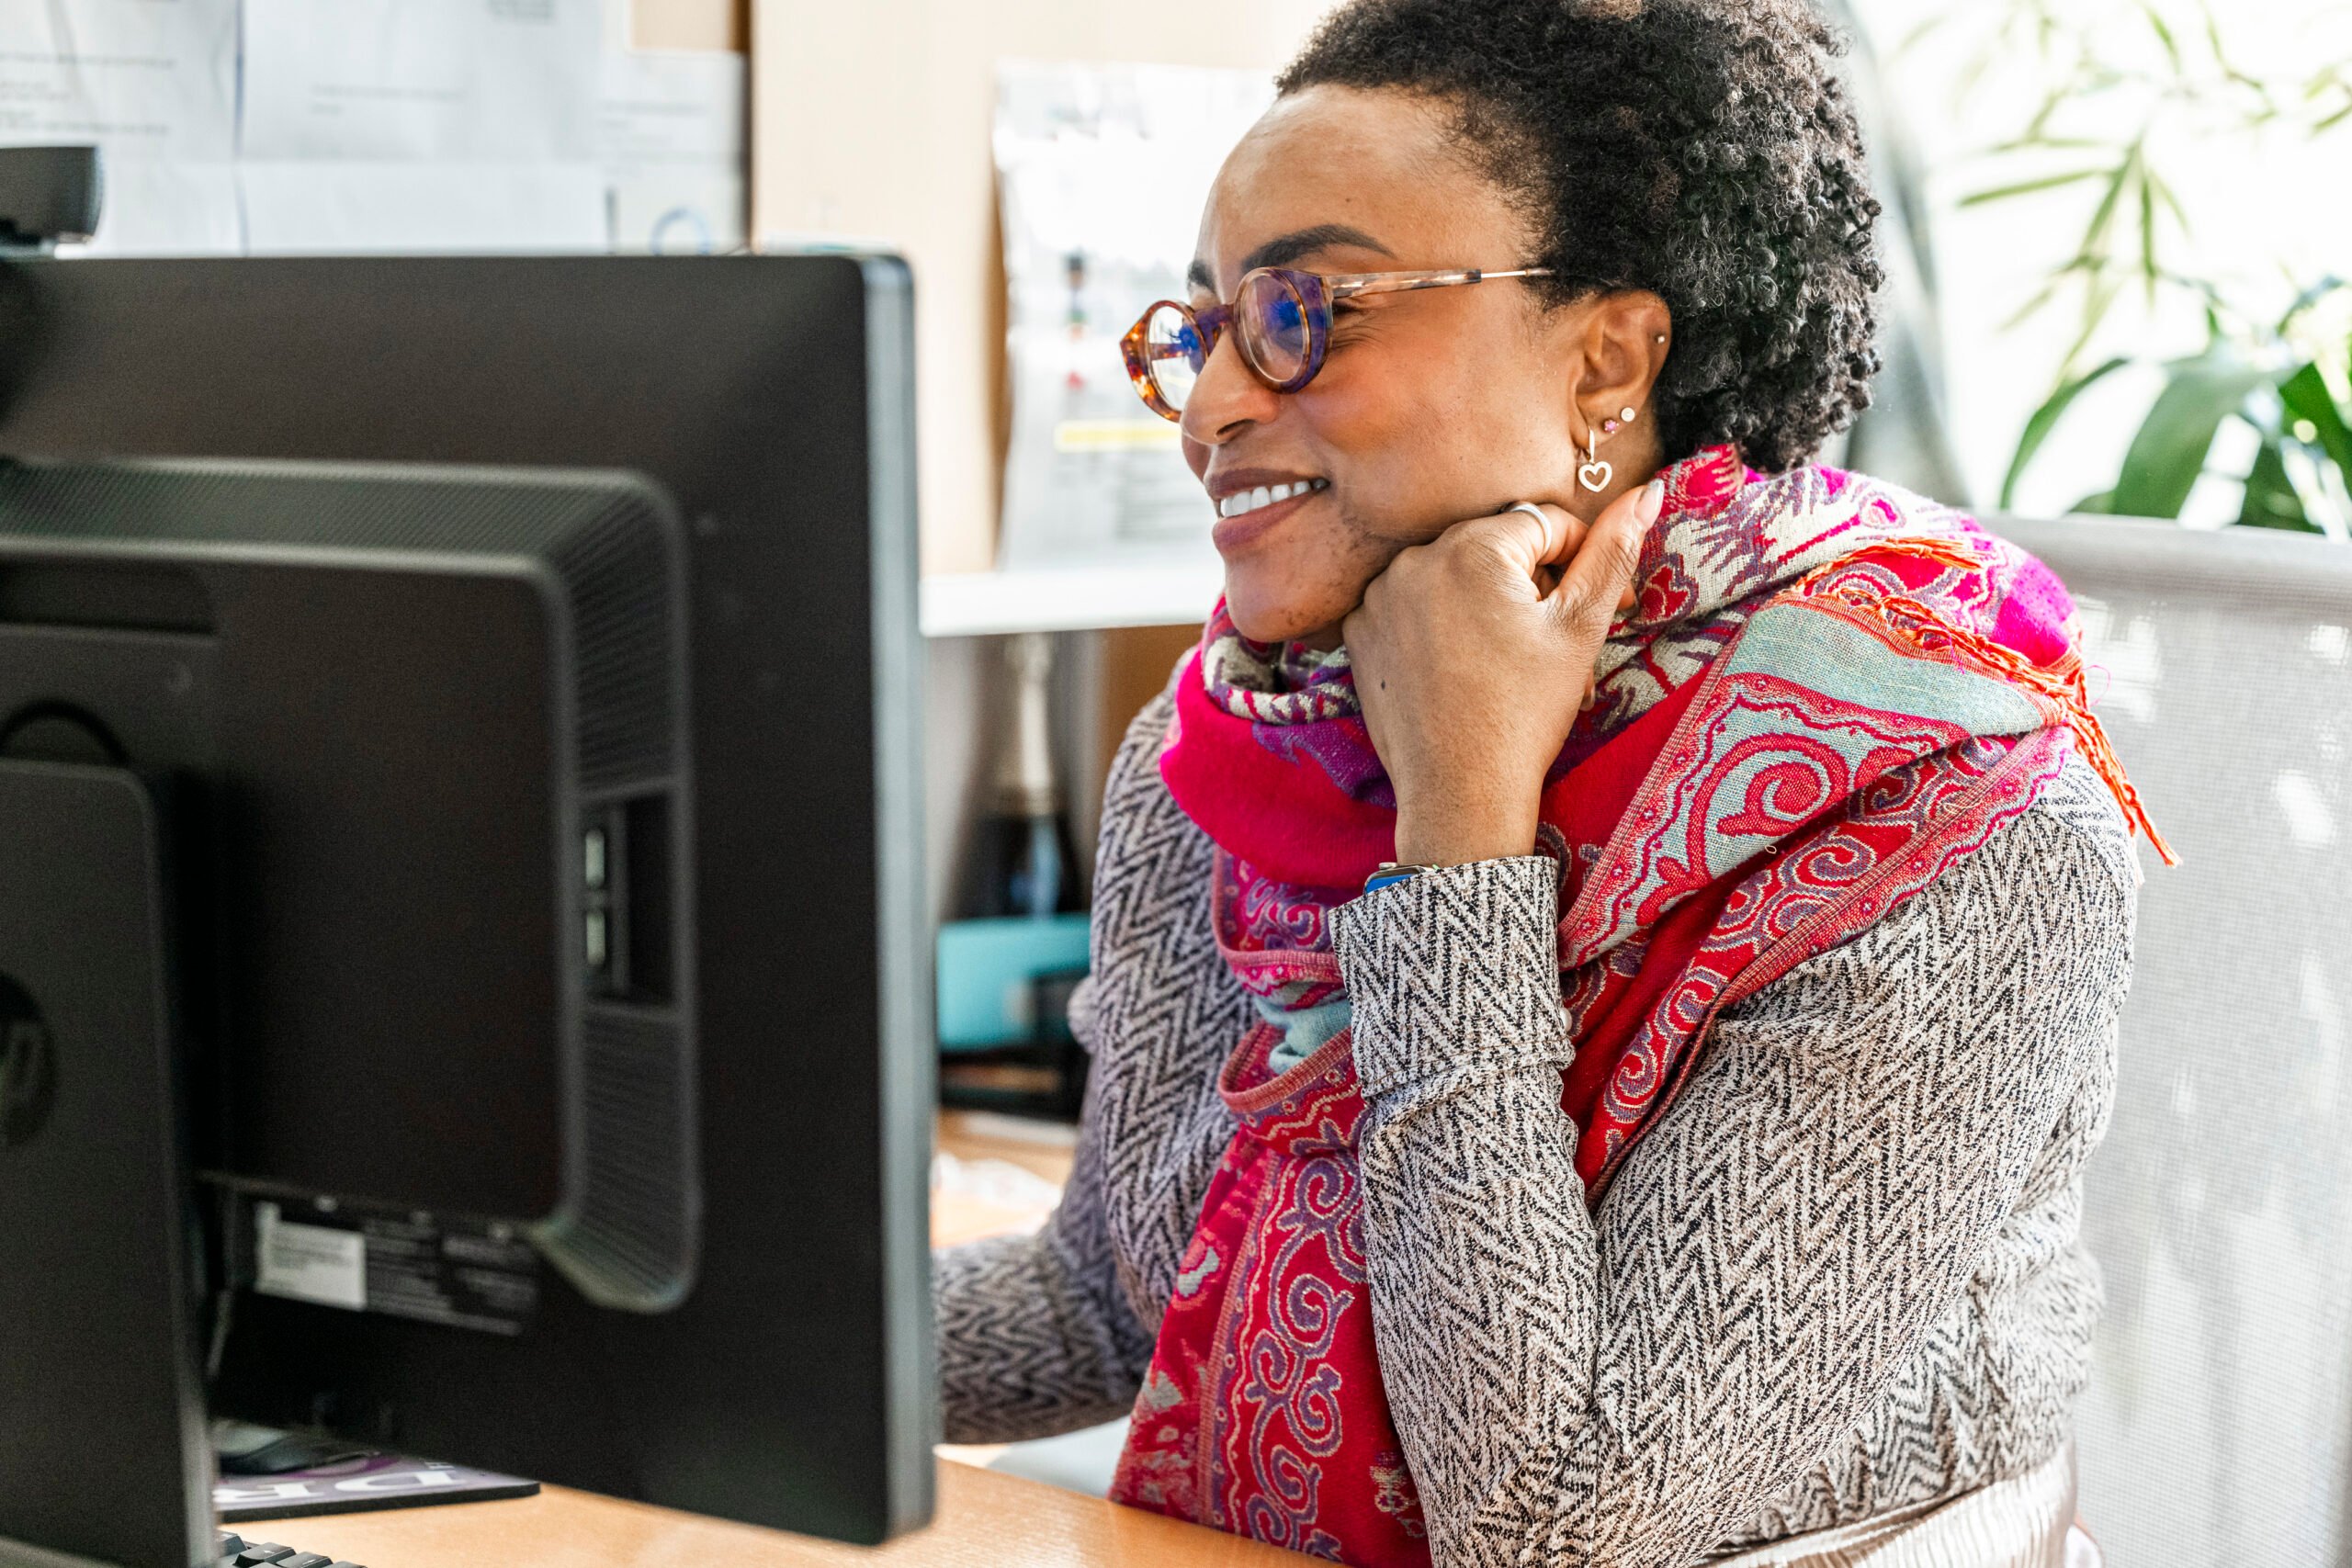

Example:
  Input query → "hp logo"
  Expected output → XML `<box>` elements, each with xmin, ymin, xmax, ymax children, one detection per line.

<box><xmin>0</xmin><ymin>973</ymin><xmax>55</xmax><ymax>1148</ymax></box>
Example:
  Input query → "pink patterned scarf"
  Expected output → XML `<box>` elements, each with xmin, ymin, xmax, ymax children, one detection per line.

<box><xmin>1109</xmin><ymin>447</ymin><xmax>2163</xmax><ymax>1563</ymax></box>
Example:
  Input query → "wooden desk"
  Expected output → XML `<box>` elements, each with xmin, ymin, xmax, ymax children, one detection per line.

<box><xmin>270</xmin><ymin>1459</ymin><xmax>1306</xmax><ymax>1567</ymax></box>
<box><xmin>244</xmin><ymin>1119</ymin><xmax>1287</xmax><ymax>1566</ymax></box>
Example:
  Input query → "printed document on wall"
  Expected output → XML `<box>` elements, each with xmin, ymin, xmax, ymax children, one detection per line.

<box><xmin>0</xmin><ymin>0</ymin><xmax>236</xmax><ymax>159</ymax></box>
<box><xmin>994</xmin><ymin>61</ymin><xmax>1273</xmax><ymax>571</ymax></box>
<box><xmin>242</xmin><ymin>0</ymin><xmax>603</xmax><ymax>163</ymax></box>
<box><xmin>599</xmin><ymin>49</ymin><xmax>744</xmax><ymax>254</ymax></box>
<box><xmin>0</xmin><ymin>0</ymin><xmax>239</xmax><ymax>252</ymax></box>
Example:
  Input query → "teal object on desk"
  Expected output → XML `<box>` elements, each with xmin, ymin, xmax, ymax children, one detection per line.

<box><xmin>935</xmin><ymin>913</ymin><xmax>1091</xmax><ymax>1049</ymax></box>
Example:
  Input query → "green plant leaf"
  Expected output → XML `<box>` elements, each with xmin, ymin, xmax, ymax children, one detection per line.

<box><xmin>2057</xmin><ymin>270</ymin><xmax>2124</xmax><ymax>380</ymax></box>
<box><xmin>2002</xmin><ymin>356</ymin><xmax>2132</xmax><ymax>509</ymax></box>
<box><xmin>2075</xmin><ymin>150</ymin><xmax>2134</xmax><ymax>257</ymax></box>
<box><xmin>2000</xmin><ymin>255</ymin><xmax>2108</xmax><ymax>335</ymax></box>
<box><xmin>2146</xmin><ymin>165</ymin><xmax>2188</xmax><ymax>235</ymax></box>
<box><xmin>2237</xmin><ymin>438</ymin><xmax>2318</xmax><ymax>531</ymax></box>
<box><xmin>1895</xmin><ymin>13</ymin><xmax>1951</xmax><ymax>56</ymax></box>
<box><xmin>2280</xmin><ymin>361</ymin><xmax>2352</xmax><ymax>487</ymax></box>
<box><xmin>1988</xmin><ymin>134</ymin><xmax>2111</xmax><ymax>152</ymax></box>
<box><xmin>2201</xmin><ymin>3</ymin><xmax>2226</xmax><ymax>65</ymax></box>
<box><xmin>2073</xmin><ymin>490</ymin><xmax>2118</xmax><ymax>514</ymax></box>
<box><xmin>2143</xmin><ymin>5</ymin><xmax>2181</xmax><ymax>70</ymax></box>
<box><xmin>2019</xmin><ymin>87</ymin><xmax>2066</xmax><ymax>142</ymax></box>
<box><xmin>2110</xmin><ymin>355</ymin><xmax>2274</xmax><ymax>519</ymax></box>
<box><xmin>1957</xmin><ymin>167</ymin><xmax>2114</xmax><ymax>207</ymax></box>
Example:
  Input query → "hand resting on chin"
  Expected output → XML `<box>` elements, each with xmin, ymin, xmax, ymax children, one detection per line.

<box><xmin>1341</xmin><ymin>479</ymin><xmax>1663</xmax><ymax>869</ymax></box>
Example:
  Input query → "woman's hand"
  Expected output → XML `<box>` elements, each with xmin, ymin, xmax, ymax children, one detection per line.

<box><xmin>1344</xmin><ymin>479</ymin><xmax>1662</xmax><ymax>867</ymax></box>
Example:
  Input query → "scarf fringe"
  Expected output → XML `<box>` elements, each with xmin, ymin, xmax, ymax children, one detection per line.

<box><xmin>1804</xmin><ymin>541</ymin><xmax>2178</xmax><ymax>866</ymax></box>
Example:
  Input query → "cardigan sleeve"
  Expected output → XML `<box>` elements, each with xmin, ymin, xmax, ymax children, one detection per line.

<box><xmin>932</xmin><ymin>1056</ymin><xmax>1159</xmax><ymax>1442</ymax></box>
<box><xmin>933</xmin><ymin>679</ymin><xmax>1246</xmax><ymax>1444</ymax></box>
<box><xmin>1328</xmin><ymin>782</ymin><xmax>2135</xmax><ymax>1567</ymax></box>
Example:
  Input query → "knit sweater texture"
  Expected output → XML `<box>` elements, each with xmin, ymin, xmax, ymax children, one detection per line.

<box><xmin>935</xmin><ymin>680</ymin><xmax>2136</xmax><ymax>1566</ymax></box>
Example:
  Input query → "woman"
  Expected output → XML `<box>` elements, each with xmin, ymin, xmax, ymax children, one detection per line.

<box><xmin>937</xmin><ymin>2</ymin><xmax>2155</xmax><ymax>1563</ymax></box>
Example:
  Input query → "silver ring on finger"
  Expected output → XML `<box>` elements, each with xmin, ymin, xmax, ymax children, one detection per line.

<box><xmin>1505</xmin><ymin>501</ymin><xmax>1551</xmax><ymax>529</ymax></box>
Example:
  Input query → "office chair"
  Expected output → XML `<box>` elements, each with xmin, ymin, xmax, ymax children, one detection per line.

<box><xmin>1996</xmin><ymin>513</ymin><xmax>2352</xmax><ymax>1568</ymax></box>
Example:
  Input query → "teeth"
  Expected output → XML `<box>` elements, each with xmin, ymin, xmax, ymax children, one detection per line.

<box><xmin>1216</xmin><ymin>479</ymin><xmax>1327</xmax><ymax>519</ymax></box>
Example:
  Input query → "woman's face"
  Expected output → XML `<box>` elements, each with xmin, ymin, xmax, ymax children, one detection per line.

<box><xmin>1182</xmin><ymin>85</ymin><xmax>1661</xmax><ymax>646</ymax></box>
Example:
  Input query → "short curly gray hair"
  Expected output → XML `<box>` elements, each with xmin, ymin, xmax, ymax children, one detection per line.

<box><xmin>1277</xmin><ymin>0</ymin><xmax>1884</xmax><ymax>473</ymax></box>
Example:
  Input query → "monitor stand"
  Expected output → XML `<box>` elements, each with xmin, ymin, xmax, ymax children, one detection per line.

<box><xmin>0</xmin><ymin>760</ymin><xmax>214</xmax><ymax>1568</ymax></box>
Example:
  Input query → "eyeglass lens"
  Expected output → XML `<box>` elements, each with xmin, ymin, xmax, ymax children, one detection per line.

<box><xmin>1142</xmin><ymin>302</ymin><xmax>1207</xmax><ymax>413</ymax></box>
<box><xmin>1238</xmin><ymin>271</ymin><xmax>1312</xmax><ymax>387</ymax></box>
<box><xmin>1139</xmin><ymin>271</ymin><xmax>1321</xmax><ymax>415</ymax></box>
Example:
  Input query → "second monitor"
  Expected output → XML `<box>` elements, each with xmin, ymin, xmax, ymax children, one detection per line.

<box><xmin>0</xmin><ymin>250</ymin><xmax>934</xmax><ymax>1552</ymax></box>
<box><xmin>0</xmin><ymin>457</ymin><xmax>696</xmax><ymax>1568</ymax></box>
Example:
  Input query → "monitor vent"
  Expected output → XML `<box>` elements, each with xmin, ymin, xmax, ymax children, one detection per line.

<box><xmin>0</xmin><ymin>458</ymin><xmax>685</xmax><ymax>796</ymax></box>
<box><xmin>0</xmin><ymin>461</ymin><xmax>644</xmax><ymax>558</ymax></box>
<box><xmin>548</xmin><ymin>498</ymin><xmax>677</xmax><ymax>795</ymax></box>
<box><xmin>533</xmin><ymin>1005</ymin><xmax>696</xmax><ymax>1310</ymax></box>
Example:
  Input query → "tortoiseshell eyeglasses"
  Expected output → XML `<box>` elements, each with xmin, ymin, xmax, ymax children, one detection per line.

<box><xmin>1121</xmin><ymin>265</ymin><xmax>1555</xmax><ymax>421</ymax></box>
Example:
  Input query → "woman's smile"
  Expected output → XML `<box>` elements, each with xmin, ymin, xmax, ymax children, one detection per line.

<box><xmin>1208</xmin><ymin>470</ymin><xmax>1331</xmax><ymax>554</ymax></box>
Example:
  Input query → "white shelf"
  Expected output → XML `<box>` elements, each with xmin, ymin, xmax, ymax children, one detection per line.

<box><xmin>921</xmin><ymin>560</ymin><xmax>1223</xmax><ymax>637</ymax></box>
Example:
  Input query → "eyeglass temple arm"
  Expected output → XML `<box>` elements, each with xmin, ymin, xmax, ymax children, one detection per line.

<box><xmin>1325</xmin><ymin>266</ymin><xmax>1555</xmax><ymax>301</ymax></box>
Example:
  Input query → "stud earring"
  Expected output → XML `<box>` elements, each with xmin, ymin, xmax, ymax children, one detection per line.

<box><xmin>1577</xmin><ymin>415</ymin><xmax>1613</xmax><ymax>493</ymax></box>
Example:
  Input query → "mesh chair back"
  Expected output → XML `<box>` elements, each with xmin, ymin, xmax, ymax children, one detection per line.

<box><xmin>1996</xmin><ymin>514</ymin><xmax>2352</xmax><ymax>1567</ymax></box>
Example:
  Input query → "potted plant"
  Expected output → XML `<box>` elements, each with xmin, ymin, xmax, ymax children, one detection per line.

<box><xmin>1908</xmin><ymin>0</ymin><xmax>2351</xmax><ymax>532</ymax></box>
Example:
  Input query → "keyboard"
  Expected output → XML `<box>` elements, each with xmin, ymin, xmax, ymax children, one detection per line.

<box><xmin>216</xmin><ymin>1529</ymin><xmax>367</xmax><ymax>1568</ymax></box>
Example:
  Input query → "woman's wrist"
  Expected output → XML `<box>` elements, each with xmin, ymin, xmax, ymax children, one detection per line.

<box><xmin>1393</xmin><ymin>804</ymin><xmax>1539</xmax><ymax>867</ymax></box>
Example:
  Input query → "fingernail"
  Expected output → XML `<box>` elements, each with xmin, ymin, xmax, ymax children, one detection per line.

<box><xmin>1637</xmin><ymin>479</ymin><xmax>1666</xmax><ymax>525</ymax></box>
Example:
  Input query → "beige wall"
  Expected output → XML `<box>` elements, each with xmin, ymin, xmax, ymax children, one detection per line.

<box><xmin>632</xmin><ymin>0</ymin><xmax>748</xmax><ymax>51</ymax></box>
<box><xmin>751</xmin><ymin>0</ymin><xmax>1335</xmax><ymax>575</ymax></box>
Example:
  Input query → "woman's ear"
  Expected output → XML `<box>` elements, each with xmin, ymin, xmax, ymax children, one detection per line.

<box><xmin>1573</xmin><ymin>290</ymin><xmax>1672</xmax><ymax>435</ymax></box>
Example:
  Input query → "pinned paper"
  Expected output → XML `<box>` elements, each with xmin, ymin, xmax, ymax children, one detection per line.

<box><xmin>240</xmin><ymin>0</ymin><xmax>604</xmax><ymax>164</ymax></box>
<box><xmin>993</xmin><ymin>61</ymin><xmax>1274</xmax><ymax>570</ymax></box>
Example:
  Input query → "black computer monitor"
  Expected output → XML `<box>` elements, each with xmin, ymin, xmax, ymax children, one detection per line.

<box><xmin>0</xmin><ymin>457</ymin><xmax>697</xmax><ymax>1567</ymax></box>
<box><xmin>0</xmin><ymin>253</ymin><xmax>933</xmax><ymax>1564</ymax></box>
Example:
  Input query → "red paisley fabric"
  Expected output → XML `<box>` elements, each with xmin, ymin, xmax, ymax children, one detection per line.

<box><xmin>1110</xmin><ymin>1024</ymin><xmax>1429</xmax><ymax>1561</ymax></box>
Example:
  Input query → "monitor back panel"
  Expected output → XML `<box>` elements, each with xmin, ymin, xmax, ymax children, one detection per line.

<box><xmin>0</xmin><ymin>254</ymin><xmax>932</xmax><ymax>1544</ymax></box>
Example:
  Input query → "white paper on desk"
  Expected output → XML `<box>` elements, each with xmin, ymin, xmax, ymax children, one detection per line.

<box><xmin>241</xmin><ymin>0</ymin><xmax>603</xmax><ymax>163</ymax></box>
<box><xmin>0</xmin><ymin>0</ymin><xmax>236</xmax><ymax>160</ymax></box>
<box><xmin>599</xmin><ymin>48</ymin><xmax>744</xmax><ymax>253</ymax></box>
<box><xmin>993</xmin><ymin>60</ymin><xmax>1273</xmax><ymax>571</ymax></box>
<box><xmin>58</xmin><ymin>159</ymin><xmax>241</xmax><ymax>254</ymax></box>
<box><xmin>240</xmin><ymin>160</ymin><xmax>607</xmax><ymax>254</ymax></box>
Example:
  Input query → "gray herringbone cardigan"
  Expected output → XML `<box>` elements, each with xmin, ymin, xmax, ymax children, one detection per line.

<box><xmin>936</xmin><ymin>682</ymin><xmax>2136</xmax><ymax>1566</ymax></box>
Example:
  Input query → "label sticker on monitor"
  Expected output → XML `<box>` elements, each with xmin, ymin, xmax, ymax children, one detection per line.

<box><xmin>254</xmin><ymin>1201</ymin><xmax>366</xmax><ymax>1310</ymax></box>
<box><xmin>246</xmin><ymin>1197</ymin><xmax>539</xmax><ymax>1336</ymax></box>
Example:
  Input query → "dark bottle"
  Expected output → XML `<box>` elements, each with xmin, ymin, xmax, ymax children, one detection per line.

<box><xmin>963</xmin><ymin>632</ymin><xmax>1084</xmax><ymax>918</ymax></box>
<box><xmin>941</xmin><ymin>632</ymin><xmax>1091</xmax><ymax>1120</ymax></box>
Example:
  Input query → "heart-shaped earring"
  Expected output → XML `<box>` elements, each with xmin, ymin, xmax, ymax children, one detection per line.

<box><xmin>1577</xmin><ymin>420</ymin><xmax>1612</xmax><ymax>493</ymax></box>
